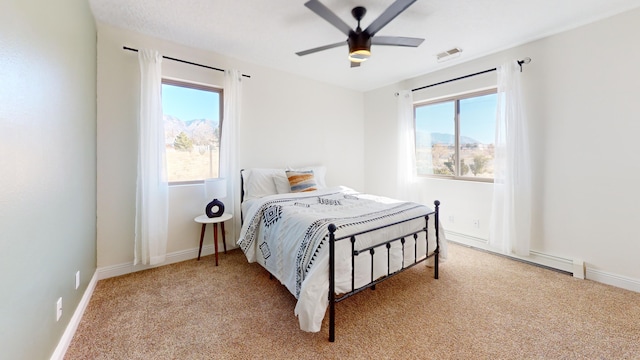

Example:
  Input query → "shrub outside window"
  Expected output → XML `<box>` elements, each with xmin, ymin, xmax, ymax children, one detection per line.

<box><xmin>162</xmin><ymin>79</ymin><xmax>223</xmax><ymax>184</ymax></box>
<box><xmin>414</xmin><ymin>89</ymin><xmax>497</xmax><ymax>181</ymax></box>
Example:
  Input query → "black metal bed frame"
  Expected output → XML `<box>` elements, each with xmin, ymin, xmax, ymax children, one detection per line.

<box><xmin>327</xmin><ymin>201</ymin><xmax>440</xmax><ymax>342</ymax></box>
<box><xmin>239</xmin><ymin>170</ymin><xmax>440</xmax><ymax>342</ymax></box>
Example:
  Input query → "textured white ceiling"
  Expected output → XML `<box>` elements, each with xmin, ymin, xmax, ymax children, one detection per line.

<box><xmin>89</xmin><ymin>0</ymin><xmax>640</xmax><ymax>91</ymax></box>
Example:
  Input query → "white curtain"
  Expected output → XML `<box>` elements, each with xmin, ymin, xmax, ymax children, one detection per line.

<box><xmin>134</xmin><ymin>49</ymin><xmax>168</xmax><ymax>266</ymax></box>
<box><xmin>219</xmin><ymin>69</ymin><xmax>242</xmax><ymax>243</ymax></box>
<box><xmin>489</xmin><ymin>60</ymin><xmax>532</xmax><ymax>256</ymax></box>
<box><xmin>396</xmin><ymin>90</ymin><xmax>418</xmax><ymax>201</ymax></box>
<box><xmin>397</xmin><ymin>89</ymin><xmax>448</xmax><ymax>262</ymax></box>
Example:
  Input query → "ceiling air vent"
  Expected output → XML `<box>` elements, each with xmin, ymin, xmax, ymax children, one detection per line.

<box><xmin>436</xmin><ymin>47</ymin><xmax>462</xmax><ymax>62</ymax></box>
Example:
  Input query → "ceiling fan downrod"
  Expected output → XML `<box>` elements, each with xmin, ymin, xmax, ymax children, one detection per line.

<box><xmin>351</xmin><ymin>6</ymin><xmax>367</xmax><ymax>31</ymax></box>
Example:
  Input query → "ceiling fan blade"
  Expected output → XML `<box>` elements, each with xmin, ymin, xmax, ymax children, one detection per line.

<box><xmin>296</xmin><ymin>41</ymin><xmax>347</xmax><ymax>56</ymax></box>
<box><xmin>304</xmin><ymin>0</ymin><xmax>353</xmax><ymax>36</ymax></box>
<box><xmin>364</xmin><ymin>0</ymin><xmax>418</xmax><ymax>36</ymax></box>
<box><xmin>372</xmin><ymin>36</ymin><xmax>424</xmax><ymax>47</ymax></box>
<box><xmin>350</xmin><ymin>61</ymin><xmax>361</xmax><ymax>68</ymax></box>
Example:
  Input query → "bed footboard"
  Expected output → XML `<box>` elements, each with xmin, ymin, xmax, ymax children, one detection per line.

<box><xmin>327</xmin><ymin>200</ymin><xmax>440</xmax><ymax>342</ymax></box>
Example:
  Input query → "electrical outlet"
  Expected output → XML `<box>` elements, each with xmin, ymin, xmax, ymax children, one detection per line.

<box><xmin>448</xmin><ymin>215</ymin><xmax>454</xmax><ymax>223</ymax></box>
<box><xmin>473</xmin><ymin>219</ymin><xmax>480</xmax><ymax>228</ymax></box>
<box><xmin>75</xmin><ymin>271</ymin><xmax>80</xmax><ymax>290</ymax></box>
<box><xmin>56</xmin><ymin>297</ymin><xmax>63</xmax><ymax>321</ymax></box>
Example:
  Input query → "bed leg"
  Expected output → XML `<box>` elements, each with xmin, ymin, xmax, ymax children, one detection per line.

<box><xmin>329</xmin><ymin>302</ymin><xmax>335</xmax><ymax>342</ymax></box>
<box><xmin>328</xmin><ymin>224</ymin><xmax>337</xmax><ymax>342</ymax></box>
<box><xmin>434</xmin><ymin>200</ymin><xmax>440</xmax><ymax>280</ymax></box>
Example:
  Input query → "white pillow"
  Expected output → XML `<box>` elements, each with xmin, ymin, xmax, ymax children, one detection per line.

<box><xmin>274</xmin><ymin>171</ymin><xmax>291</xmax><ymax>194</ymax></box>
<box><xmin>242</xmin><ymin>166</ymin><xmax>327</xmax><ymax>198</ymax></box>
<box><xmin>242</xmin><ymin>168</ymin><xmax>284</xmax><ymax>200</ymax></box>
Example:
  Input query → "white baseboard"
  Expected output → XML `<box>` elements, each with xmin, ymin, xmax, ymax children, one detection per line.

<box><xmin>49</xmin><ymin>271</ymin><xmax>98</xmax><ymax>360</ymax></box>
<box><xmin>445</xmin><ymin>230</ymin><xmax>489</xmax><ymax>247</ymax></box>
<box><xmin>587</xmin><ymin>268</ymin><xmax>640</xmax><ymax>293</ymax></box>
<box><xmin>446</xmin><ymin>230</ymin><xmax>573</xmax><ymax>274</ymax></box>
<box><xmin>445</xmin><ymin>230</ymin><xmax>640</xmax><ymax>293</ymax></box>
<box><xmin>97</xmin><ymin>244</ymin><xmax>236</xmax><ymax>280</ymax></box>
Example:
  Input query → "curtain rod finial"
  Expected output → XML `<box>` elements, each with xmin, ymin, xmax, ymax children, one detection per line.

<box><xmin>517</xmin><ymin>57</ymin><xmax>531</xmax><ymax>72</ymax></box>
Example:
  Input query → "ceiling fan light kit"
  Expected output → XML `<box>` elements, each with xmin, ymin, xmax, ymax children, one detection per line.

<box><xmin>348</xmin><ymin>49</ymin><xmax>371</xmax><ymax>62</ymax></box>
<box><xmin>297</xmin><ymin>0</ymin><xmax>424</xmax><ymax>67</ymax></box>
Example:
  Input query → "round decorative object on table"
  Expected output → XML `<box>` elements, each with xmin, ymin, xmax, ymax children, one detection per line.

<box><xmin>194</xmin><ymin>213</ymin><xmax>233</xmax><ymax>266</ymax></box>
<box><xmin>206</xmin><ymin>199</ymin><xmax>225</xmax><ymax>218</ymax></box>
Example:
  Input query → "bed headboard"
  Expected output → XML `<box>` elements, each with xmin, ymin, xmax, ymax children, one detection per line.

<box><xmin>240</xmin><ymin>169</ymin><xmax>246</xmax><ymax>204</ymax></box>
<box><xmin>240</xmin><ymin>169</ymin><xmax>246</xmax><ymax>222</ymax></box>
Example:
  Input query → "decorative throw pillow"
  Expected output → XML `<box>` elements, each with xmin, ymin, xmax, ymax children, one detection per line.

<box><xmin>286</xmin><ymin>170</ymin><xmax>318</xmax><ymax>193</ymax></box>
<box><xmin>286</xmin><ymin>165</ymin><xmax>327</xmax><ymax>189</ymax></box>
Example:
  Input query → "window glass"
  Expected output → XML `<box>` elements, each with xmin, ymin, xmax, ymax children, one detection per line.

<box><xmin>459</xmin><ymin>93</ymin><xmax>496</xmax><ymax>179</ymax></box>
<box><xmin>414</xmin><ymin>90</ymin><xmax>496</xmax><ymax>181</ymax></box>
<box><xmin>162</xmin><ymin>80</ymin><xmax>222</xmax><ymax>183</ymax></box>
<box><xmin>415</xmin><ymin>101</ymin><xmax>455</xmax><ymax>175</ymax></box>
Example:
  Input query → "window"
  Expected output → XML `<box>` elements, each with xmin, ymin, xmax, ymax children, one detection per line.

<box><xmin>161</xmin><ymin>79</ymin><xmax>223</xmax><ymax>184</ymax></box>
<box><xmin>414</xmin><ymin>89</ymin><xmax>497</xmax><ymax>181</ymax></box>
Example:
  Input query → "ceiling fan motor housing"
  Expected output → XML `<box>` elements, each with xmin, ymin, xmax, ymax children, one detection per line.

<box><xmin>348</xmin><ymin>31</ymin><xmax>372</xmax><ymax>61</ymax></box>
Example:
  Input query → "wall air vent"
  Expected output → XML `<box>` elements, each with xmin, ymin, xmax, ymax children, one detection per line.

<box><xmin>436</xmin><ymin>47</ymin><xmax>462</xmax><ymax>62</ymax></box>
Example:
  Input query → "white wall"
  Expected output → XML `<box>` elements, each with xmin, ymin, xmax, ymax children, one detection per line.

<box><xmin>364</xmin><ymin>8</ymin><xmax>640</xmax><ymax>290</ymax></box>
<box><xmin>96</xmin><ymin>24</ymin><xmax>364</xmax><ymax>273</ymax></box>
<box><xmin>0</xmin><ymin>0</ymin><xmax>97</xmax><ymax>358</ymax></box>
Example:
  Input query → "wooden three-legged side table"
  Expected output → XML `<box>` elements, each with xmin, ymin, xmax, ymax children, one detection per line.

<box><xmin>194</xmin><ymin>213</ymin><xmax>233</xmax><ymax>266</ymax></box>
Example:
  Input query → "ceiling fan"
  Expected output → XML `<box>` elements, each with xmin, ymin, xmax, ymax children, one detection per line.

<box><xmin>296</xmin><ymin>0</ymin><xmax>424</xmax><ymax>67</ymax></box>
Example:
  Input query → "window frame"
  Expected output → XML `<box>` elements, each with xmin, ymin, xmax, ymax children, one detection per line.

<box><xmin>413</xmin><ymin>88</ymin><xmax>497</xmax><ymax>183</ymax></box>
<box><xmin>161</xmin><ymin>78</ymin><xmax>224</xmax><ymax>186</ymax></box>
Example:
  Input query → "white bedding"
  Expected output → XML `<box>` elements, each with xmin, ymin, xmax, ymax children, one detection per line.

<box><xmin>237</xmin><ymin>186</ymin><xmax>446</xmax><ymax>332</ymax></box>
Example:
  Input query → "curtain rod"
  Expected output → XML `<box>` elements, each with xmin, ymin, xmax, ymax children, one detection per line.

<box><xmin>409</xmin><ymin>57</ymin><xmax>531</xmax><ymax>93</ymax></box>
<box><xmin>123</xmin><ymin>46</ymin><xmax>251</xmax><ymax>78</ymax></box>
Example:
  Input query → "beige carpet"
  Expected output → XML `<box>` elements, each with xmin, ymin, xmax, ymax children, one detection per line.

<box><xmin>65</xmin><ymin>243</ymin><xmax>640</xmax><ymax>359</ymax></box>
